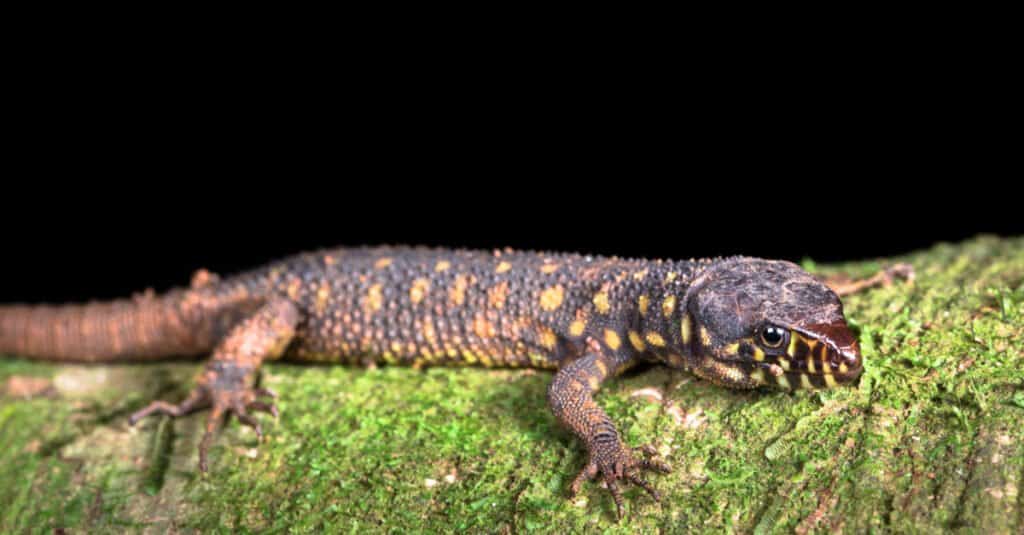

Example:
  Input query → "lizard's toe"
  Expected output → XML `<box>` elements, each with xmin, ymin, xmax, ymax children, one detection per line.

<box><xmin>129</xmin><ymin>390</ymin><xmax>207</xmax><ymax>425</ymax></box>
<box><xmin>253</xmin><ymin>387</ymin><xmax>278</xmax><ymax>399</ymax></box>
<box><xmin>232</xmin><ymin>405</ymin><xmax>264</xmax><ymax>440</ymax></box>
<box><xmin>605</xmin><ymin>477</ymin><xmax>626</xmax><ymax>520</ymax></box>
<box><xmin>197</xmin><ymin>386</ymin><xmax>279</xmax><ymax>471</ymax></box>
<box><xmin>636</xmin><ymin>443</ymin><xmax>672</xmax><ymax>474</ymax></box>
<box><xmin>249</xmin><ymin>400</ymin><xmax>280</xmax><ymax>418</ymax></box>
<box><xmin>569</xmin><ymin>461</ymin><xmax>598</xmax><ymax>497</ymax></box>
<box><xmin>624</xmin><ymin>468</ymin><xmax>660</xmax><ymax>502</ymax></box>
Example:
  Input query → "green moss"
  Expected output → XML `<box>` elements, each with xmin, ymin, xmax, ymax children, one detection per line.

<box><xmin>1</xmin><ymin>236</ymin><xmax>1022</xmax><ymax>533</ymax></box>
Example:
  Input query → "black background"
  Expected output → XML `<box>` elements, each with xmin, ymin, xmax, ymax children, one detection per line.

<box><xmin>5</xmin><ymin>172</ymin><xmax>1017</xmax><ymax>303</ymax></box>
<box><xmin>3</xmin><ymin>48</ymin><xmax>1020</xmax><ymax>303</ymax></box>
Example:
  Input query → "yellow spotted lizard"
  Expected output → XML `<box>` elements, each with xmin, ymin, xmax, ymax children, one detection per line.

<box><xmin>0</xmin><ymin>246</ymin><xmax>869</xmax><ymax>520</ymax></box>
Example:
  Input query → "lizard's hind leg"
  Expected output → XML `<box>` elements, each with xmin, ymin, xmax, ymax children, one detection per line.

<box><xmin>129</xmin><ymin>297</ymin><xmax>300</xmax><ymax>472</ymax></box>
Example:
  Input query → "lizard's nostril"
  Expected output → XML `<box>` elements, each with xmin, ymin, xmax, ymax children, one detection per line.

<box><xmin>841</xmin><ymin>347</ymin><xmax>862</xmax><ymax>370</ymax></box>
<box><xmin>827</xmin><ymin>346</ymin><xmax>860</xmax><ymax>366</ymax></box>
<box><xmin>830</xmin><ymin>343</ymin><xmax>863</xmax><ymax>380</ymax></box>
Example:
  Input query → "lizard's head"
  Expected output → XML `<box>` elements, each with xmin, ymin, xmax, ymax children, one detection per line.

<box><xmin>682</xmin><ymin>258</ymin><xmax>862</xmax><ymax>390</ymax></box>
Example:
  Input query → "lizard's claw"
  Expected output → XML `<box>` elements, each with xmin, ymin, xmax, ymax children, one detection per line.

<box><xmin>129</xmin><ymin>378</ymin><xmax>279</xmax><ymax>472</ymax></box>
<box><xmin>568</xmin><ymin>441</ymin><xmax>671</xmax><ymax>520</ymax></box>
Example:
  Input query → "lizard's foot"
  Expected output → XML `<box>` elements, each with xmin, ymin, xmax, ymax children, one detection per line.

<box><xmin>129</xmin><ymin>297</ymin><xmax>297</xmax><ymax>472</ymax></box>
<box><xmin>825</xmin><ymin>263</ymin><xmax>915</xmax><ymax>297</ymax></box>
<box><xmin>129</xmin><ymin>370</ymin><xmax>278</xmax><ymax>472</ymax></box>
<box><xmin>569</xmin><ymin>442</ymin><xmax>672</xmax><ymax>520</ymax></box>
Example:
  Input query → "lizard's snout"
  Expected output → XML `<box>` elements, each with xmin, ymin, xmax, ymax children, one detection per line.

<box><xmin>800</xmin><ymin>320</ymin><xmax>862</xmax><ymax>383</ymax></box>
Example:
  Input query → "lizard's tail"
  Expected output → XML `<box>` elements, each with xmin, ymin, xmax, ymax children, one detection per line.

<box><xmin>0</xmin><ymin>291</ymin><xmax>215</xmax><ymax>363</ymax></box>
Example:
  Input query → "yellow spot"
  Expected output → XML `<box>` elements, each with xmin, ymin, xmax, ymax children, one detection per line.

<box><xmin>409</xmin><ymin>278</ymin><xmax>430</xmax><ymax>304</ymax></box>
<box><xmin>540</xmin><ymin>285</ymin><xmax>565</xmax><ymax>311</ymax></box>
<box><xmin>645</xmin><ymin>332</ymin><xmax>666</xmax><ymax>347</ymax></box>
<box><xmin>382</xmin><ymin>351</ymin><xmax>398</xmax><ymax>364</ymax></box>
<box><xmin>603</xmin><ymin>330</ymin><xmax>621</xmax><ymax>350</ymax></box>
<box><xmin>315</xmin><ymin>284</ymin><xmax>330</xmax><ymax>312</ymax></box>
<box><xmin>632</xmin><ymin>269</ymin><xmax>648</xmax><ymax>281</ymax></box>
<box><xmin>776</xmin><ymin>374</ymin><xmax>791</xmax><ymax>390</ymax></box>
<box><xmin>800</xmin><ymin>374</ymin><xmax>813</xmax><ymax>389</ymax></box>
<box><xmin>538</xmin><ymin>327</ymin><xmax>558</xmax><ymax>350</ymax></box>
<box><xmin>487</xmin><ymin>281</ymin><xmax>509</xmax><ymax>308</ymax></box>
<box><xmin>569</xmin><ymin>320</ymin><xmax>586</xmax><ymax>337</ymax></box>
<box><xmin>422</xmin><ymin>322</ymin><xmax>437</xmax><ymax>344</ymax></box>
<box><xmin>823</xmin><ymin>374</ymin><xmax>838</xmax><ymax>387</ymax></box>
<box><xmin>807</xmin><ymin>357</ymin><xmax>817</xmax><ymax>374</ymax></box>
<box><xmin>787</xmin><ymin>333</ymin><xmax>799</xmax><ymax>357</ymax></box>
<box><xmin>449</xmin><ymin>274</ymin><xmax>471</xmax><ymax>306</ymax></box>
<box><xmin>628</xmin><ymin>331</ymin><xmax>646</xmax><ymax>351</ymax></box>
<box><xmin>593</xmin><ymin>291</ymin><xmax>611</xmax><ymax>314</ymax></box>
<box><xmin>473</xmin><ymin>316</ymin><xmax>496</xmax><ymax>339</ymax></box>
<box><xmin>478</xmin><ymin>353</ymin><xmax>494</xmax><ymax>367</ymax></box>
<box><xmin>779</xmin><ymin>358</ymin><xmax>791</xmax><ymax>371</ymax></box>
<box><xmin>839</xmin><ymin>362</ymin><xmax>848</xmax><ymax>374</ymax></box>
<box><xmin>461</xmin><ymin>350</ymin><xmax>478</xmax><ymax>364</ymax></box>
<box><xmin>540</xmin><ymin>263</ymin><xmax>559</xmax><ymax>274</ymax></box>
<box><xmin>700</xmin><ymin>326</ymin><xmax>712</xmax><ymax>347</ymax></box>
<box><xmin>752</xmin><ymin>346</ymin><xmax>765</xmax><ymax>361</ymax></box>
<box><xmin>714</xmin><ymin>362</ymin><xmax>747</xmax><ymax>384</ymax></box>
<box><xmin>587</xmin><ymin>376</ymin><xmax>600</xmax><ymax>390</ymax></box>
<box><xmin>390</xmin><ymin>341</ymin><xmax>403</xmax><ymax>354</ymax></box>
<box><xmin>435</xmin><ymin>260</ymin><xmax>451</xmax><ymax>272</ymax></box>
<box><xmin>374</xmin><ymin>257</ymin><xmax>392</xmax><ymax>269</ymax></box>
<box><xmin>665</xmin><ymin>271</ymin><xmax>677</xmax><ymax>284</ymax></box>
<box><xmin>681</xmin><ymin>314</ymin><xmax>692</xmax><ymax>344</ymax></box>
<box><xmin>722</xmin><ymin>342</ymin><xmax>739</xmax><ymax>355</ymax></box>
<box><xmin>594</xmin><ymin>360</ymin><xmax>608</xmax><ymax>377</ymax></box>
<box><xmin>286</xmin><ymin>278</ymin><xmax>301</xmax><ymax>300</ymax></box>
<box><xmin>365</xmin><ymin>284</ymin><xmax>384</xmax><ymax>312</ymax></box>
<box><xmin>638</xmin><ymin>295</ymin><xmax>649</xmax><ymax>315</ymax></box>
<box><xmin>662</xmin><ymin>296</ymin><xmax>676</xmax><ymax>317</ymax></box>
<box><xmin>750</xmin><ymin>368</ymin><xmax>766</xmax><ymax>385</ymax></box>
<box><xmin>496</xmin><ymin>261</ymin><xmax>512</xmax><ymax>273</ymax></box>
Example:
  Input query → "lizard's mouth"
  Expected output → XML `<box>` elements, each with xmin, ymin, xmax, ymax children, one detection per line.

<box><xmin>715</xmin><ymin>320</ymin><xmax>863</xmax><ymax>390</ymax></box>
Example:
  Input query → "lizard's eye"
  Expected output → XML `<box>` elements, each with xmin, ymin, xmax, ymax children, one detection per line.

<box><xmin>759</xmin><ymin>325</ymin><xmax>787</xmax><ymax>348</ymax></box>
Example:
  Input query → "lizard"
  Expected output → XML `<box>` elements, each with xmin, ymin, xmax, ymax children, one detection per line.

<box><xmin>0</xmin><ymin>246</ymin><xmax>868</xmax><ymax>520</ymax></box>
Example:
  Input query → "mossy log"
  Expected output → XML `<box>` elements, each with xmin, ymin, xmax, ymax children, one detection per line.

<box><xmin>1</xmin><ymin>236</ymin><xmax>1022</xmax><ymax>534</ymax></box>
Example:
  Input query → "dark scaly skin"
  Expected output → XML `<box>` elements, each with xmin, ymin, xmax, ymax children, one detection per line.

<box><xmin>0</xmin><ymin>246</ymin><xmax>865</xmax><ymax>520</ymax></box>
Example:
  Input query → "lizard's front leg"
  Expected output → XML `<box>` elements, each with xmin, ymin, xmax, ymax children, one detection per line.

<box><xmin>130</xmin><ymin>297</ymin><xmax>300</xmax><ymax>472</ymax></box>
<box><xmin>547</xmin><ymin>351</ymin><xmax>671</xmax><ymax>520</ymax></box>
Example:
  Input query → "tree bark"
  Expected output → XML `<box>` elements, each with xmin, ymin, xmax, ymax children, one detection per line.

<box><xmin>1</xmin><ymin>236</ymin><xmax>1021</xmax><ymax>533</ymax></box>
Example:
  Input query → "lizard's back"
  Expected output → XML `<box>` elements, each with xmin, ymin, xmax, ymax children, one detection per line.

<box><xmin>238</xmin><ymin>246</ymin><xmax>688</xmax><ymax>369</ymax></box>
